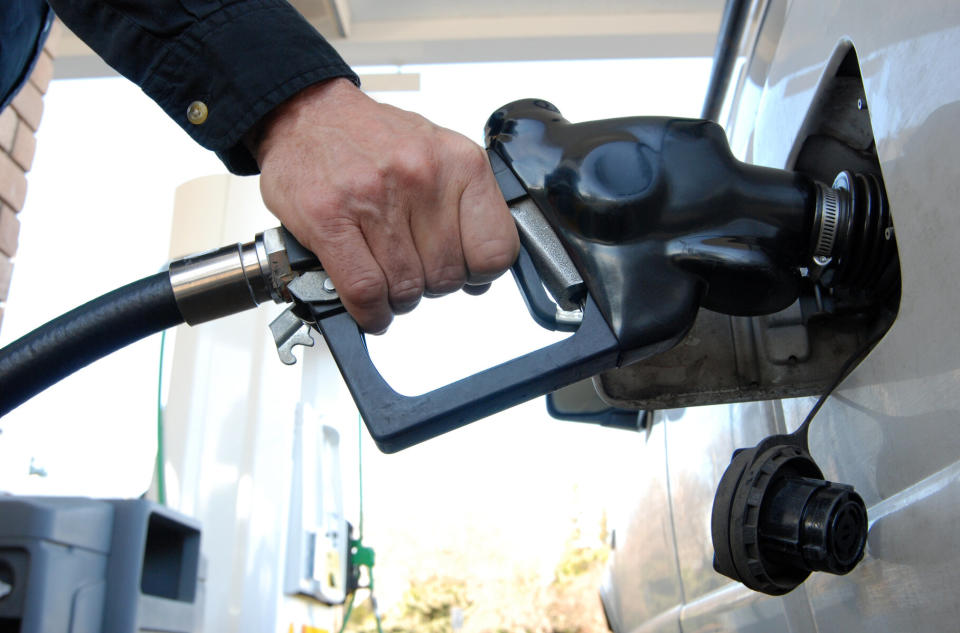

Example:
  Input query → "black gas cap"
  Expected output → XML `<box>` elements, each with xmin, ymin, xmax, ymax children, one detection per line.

<box><xmin>711</xmin><ymin>436</ymin><xmax>868</xmax><ymax>595</ymax></box>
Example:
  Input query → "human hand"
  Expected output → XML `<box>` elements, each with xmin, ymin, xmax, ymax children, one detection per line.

<box><xmin>252</xmin><ymin>78</ymin><xmax>519</xmax><ymax>333</ymax></box>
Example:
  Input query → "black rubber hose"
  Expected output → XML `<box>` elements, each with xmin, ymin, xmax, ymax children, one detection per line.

<box><xmin>0</xmin><ymin>272</ymin><xmax>184</xmax><ymax>416</ymax></box>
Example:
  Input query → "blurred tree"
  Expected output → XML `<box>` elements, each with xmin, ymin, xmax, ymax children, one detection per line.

<box><xmin>354</xmin><ymin>503</ymin><xmax>611</xmax><ymax>633</ymax></box>
<box><xmin>546</xmin><ymin>511</ymin><xmax>610</xmax><ymax>633</ymax></box>
<box><xmin>554</xmin><ymin>511</ymin><xmax>609</xmax><ymax>583</ymax></box>
<box><xmin>358</xmin><ymin>575</ymin><xmax>471</xmax><ymax>633</ymax></box>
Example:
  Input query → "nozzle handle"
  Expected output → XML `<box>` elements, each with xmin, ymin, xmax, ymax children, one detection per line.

<box><xmin>313</xmin><ymin>289</ymin><xmax>619</xmax><ymax>453</ymax></box>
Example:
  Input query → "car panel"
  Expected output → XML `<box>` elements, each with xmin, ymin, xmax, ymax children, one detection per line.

<box><xmin>602</xmin><ymin>1</ymin><xmax>960</xmax><ymax>631</ymax></box>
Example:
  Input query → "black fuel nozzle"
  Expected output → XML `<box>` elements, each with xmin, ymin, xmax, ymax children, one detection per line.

<box><xmin>485</xmin><ymin>99</ymin><xmax>893</xmax><ymax>361</ymax></box>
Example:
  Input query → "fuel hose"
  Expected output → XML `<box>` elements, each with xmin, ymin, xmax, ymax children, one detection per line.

<box><xmin>0</xmin><ymin>228</ymin><xmax>299</xmax><ymax>417</ymax></box>
<box><xmin>0</xmin><ymin>272</ymin><xmax>184</xmax><ymax>417</ymax></box>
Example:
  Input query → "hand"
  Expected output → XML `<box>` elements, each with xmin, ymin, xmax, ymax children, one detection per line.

<box><xmin>252</xmin><ymin>78</ymin><xmax>519</xmax><ymax>333</ymax></box>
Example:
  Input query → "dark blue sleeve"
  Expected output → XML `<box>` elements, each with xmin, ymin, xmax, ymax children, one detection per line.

<box><xmin>45</xmin><ymin>0</ymin><xmax>359</xmax><ymax>174</ymax></box>
<box><xmin>0</xmin><ymin>0</ymin><xmax>54</xmax><ymax>111</ymax></box>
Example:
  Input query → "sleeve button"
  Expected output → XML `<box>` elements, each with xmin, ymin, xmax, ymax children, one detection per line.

<box><xmin>187</xmin><ymin>101</ymin><xmax>209</xmax><ymax>125</ymax></box>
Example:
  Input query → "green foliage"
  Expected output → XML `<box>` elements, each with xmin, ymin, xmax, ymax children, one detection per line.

<box><xmin>354</xmin><ymin>511</ymin><xmax>612</xmax><ymax>633</ymax></box>
<box><xmin>554</xmin><ymin>543</ymin><xmax>609</xmax><ymax>583</ymax></box>
<box><xmin>554</xmin><ymin>510</ymin><xmax>610</xmax><ymax>583</ymax></box>
<box><xmin>383</xmin><ymin>575</ymin><xmax>471</xmax><ymax>633</ymax></box>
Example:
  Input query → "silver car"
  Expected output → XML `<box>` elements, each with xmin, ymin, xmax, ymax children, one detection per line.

<box><xmin>595</xmin><ymin>1</ymin><xmax>960</xmax><ymax>631</ymax></box>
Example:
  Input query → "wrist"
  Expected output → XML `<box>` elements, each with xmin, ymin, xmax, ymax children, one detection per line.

<box><xmin>245</xmin><ymin>77</ymin><xmax>363</xmax><ymax>165</ymax></box>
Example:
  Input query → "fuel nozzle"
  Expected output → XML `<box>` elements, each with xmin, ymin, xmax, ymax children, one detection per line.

<box><xmin>486</xmin><ymin>98</ymin><xmax>896</xmax><ymax>359</ymax></box>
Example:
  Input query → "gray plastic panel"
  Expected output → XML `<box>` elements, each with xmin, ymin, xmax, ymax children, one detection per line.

<box><xmin>0</xmin><ymin>496</ymin><xmax>114</xmax><ymax>553</ymax></box>
<box><xmin>0</xmin><ymin>496</ymin><xmax>202</xmax><ymax>633</ymax></box>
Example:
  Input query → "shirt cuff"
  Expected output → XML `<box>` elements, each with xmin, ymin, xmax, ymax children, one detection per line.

<box><xmin>141</xmin><ymin>0</ymin><xmax>359</xmax><ymax>175</ymax></box>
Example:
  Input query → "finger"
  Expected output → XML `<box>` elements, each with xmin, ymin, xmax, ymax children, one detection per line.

<box><xmin>462</xmin><ymin>282</ymin><xmax>492</xmax><ymax>296</ymax></box>
<box><xmin>411</xmin><ymin>187</ymin><xmax>467</xmax><ymax>298</ymax></box>
<box><xmin>390</xmin><ymin>135</ymin><xmax>466</xmax><ymax>298</ymax></box>
<box><xmin>359</xmin><ymin>202</ymin><xmax>425</xmax><ymax>315</ymax></box>
<box><xmin>302</xmin><ymin>219</ymin><xmax>393</xmax><ymax>334</ymax></box>
<box><xmin>458</xmin><ymin>149</ymin><xmax>520</xmax><ymax>284</ymax></box>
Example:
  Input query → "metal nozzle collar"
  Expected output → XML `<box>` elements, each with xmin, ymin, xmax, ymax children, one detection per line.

<box><xmin>812</xmin><ymin>182</ymin><xmax>841</xmax><ymax>266</ymax></box>
<box><xmin>169</xmin><ymin>227</ymin><xmax>297</xmax><ymax>325</ymax></box>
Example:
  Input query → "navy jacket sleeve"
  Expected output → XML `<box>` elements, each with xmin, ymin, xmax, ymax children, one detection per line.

<box><xmin>0</xmin><ymin>0</ymin><xmax>54</xmax><ymax>111</ymax></box>
<box><xmin>45</xmin><ymin>0</ymin><xmax>359</xmax><ymax>175</ymax></box>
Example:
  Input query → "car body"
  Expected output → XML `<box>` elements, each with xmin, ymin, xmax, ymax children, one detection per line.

<box><xmin>599</xmin><ymin>1</ymin><xmax>960</xmax><ymax>631</ymax></box>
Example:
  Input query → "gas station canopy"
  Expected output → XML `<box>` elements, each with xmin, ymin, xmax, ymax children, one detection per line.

<box><xmin>55</xmin><ymin>0</ymin><xmax>724</xmax><ymax>78</ymax></box>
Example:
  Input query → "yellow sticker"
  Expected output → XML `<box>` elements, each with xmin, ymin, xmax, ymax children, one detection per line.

<box><xmin>326</xmin><ymin>551</ymin><xmax>341</xmax><ymax>589</ymax></box>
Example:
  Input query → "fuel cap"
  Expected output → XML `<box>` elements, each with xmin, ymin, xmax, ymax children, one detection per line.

<box><xmin>711</xmin><ymin>436</ymin><xmax>868</xmax><ymax>595</ymax></box>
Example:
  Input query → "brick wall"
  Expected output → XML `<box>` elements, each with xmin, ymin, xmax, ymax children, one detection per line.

<box><xmin>0</xmin><ymin>21</ymin><xmax>62</xmax><ymax>334</ymax></box>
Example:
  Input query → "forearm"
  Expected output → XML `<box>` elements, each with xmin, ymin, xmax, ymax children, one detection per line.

<box><xmin>47</xmin><ymin>0</ymin><xmax>358</xmax><ymax>174</ymax></box>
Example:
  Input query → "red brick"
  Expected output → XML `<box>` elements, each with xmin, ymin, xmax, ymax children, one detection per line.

<box><xmin>11</xmin><ymin>82</ymin><xmax>43</xmax><ymax>132</ymax></box>
<box><xmin>11</xmin><ymin>123</ymin><xmax>37</xmax><ymax>172</ymax></box>
<box><xmin>0</xmin><ymin>257</ymin><xmax>12</xmax><ymax>302</ymax></box>
<box><xmin>29</xmin><ymin>51</ymin><xmax>55</xmax><ymax>95</ymax></box>
<box><xmin>0</xmin><ymin>153</ymin><xmax>27</xmax><ymax>212</ymax></box>
<box><xmin>0</xmin><ymin>205</ymin><xmax>20</xmax><ymax>257</ymax></box>
<box><xmin>0</xmin><ymin>107</ymin><xmax>16</xmax><ymax>153</ymax></box>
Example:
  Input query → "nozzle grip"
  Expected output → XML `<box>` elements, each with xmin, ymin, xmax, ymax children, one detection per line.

<box><xmin>316</xmin><ymin>293</ymin><xmax>619</xmax><ymax>453</ymax></box>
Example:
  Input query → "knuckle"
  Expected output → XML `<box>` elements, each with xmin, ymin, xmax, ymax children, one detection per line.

<box><xmin>431</xmin><ymin>130</ymin><xmax>483</xmax><ymax>179</ymax></box>
<box><xmin>468</xmin><ymin>237</ymin><xmax>518</xmax><ymax>277</ymax></box>
<box><xmin>389</xmin><ymin>276</ymin><xmax>425</xmax><ymax>311</ymax></box>
<box><xmin>341</xmin><ymin>272</ymin><xmax>387</xmax><ymax>309</ymax></box>
<box><xmin>352</xmin><ymin>167</ymin><xmax>389</xmax><ymax>204</ymax></box>
<box><xmin>425</xmin><ymin>263</ymin><xmax>467</xmax><ymax>295</ymax></box>
<box><xmin>467</xmin><ymin>142</ymin><xmax>488</xmax><ymax>167</ymax></box>
<box><xmin>310</xmin><ymin>183</ymin><xmax>384</xmax><ymax>230</ymax></box>
<box><xmin>292</xmin><ymin>184</ymin><xmax>341</xmax><ymax>222</ymax></box>
<box><xmin>457</xmin><ymin>141</ymin><xmax>488</xmax><ymax>175</ymax></box>
<box><xmin>307</xmin><ymin>212</ymin><xmax>358</xmax><ymax>246</ymax></box>
<box><xmin>392</xmin><ymin>145</ymin><xmax>434</xmax><ymax>188</ymax></box>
